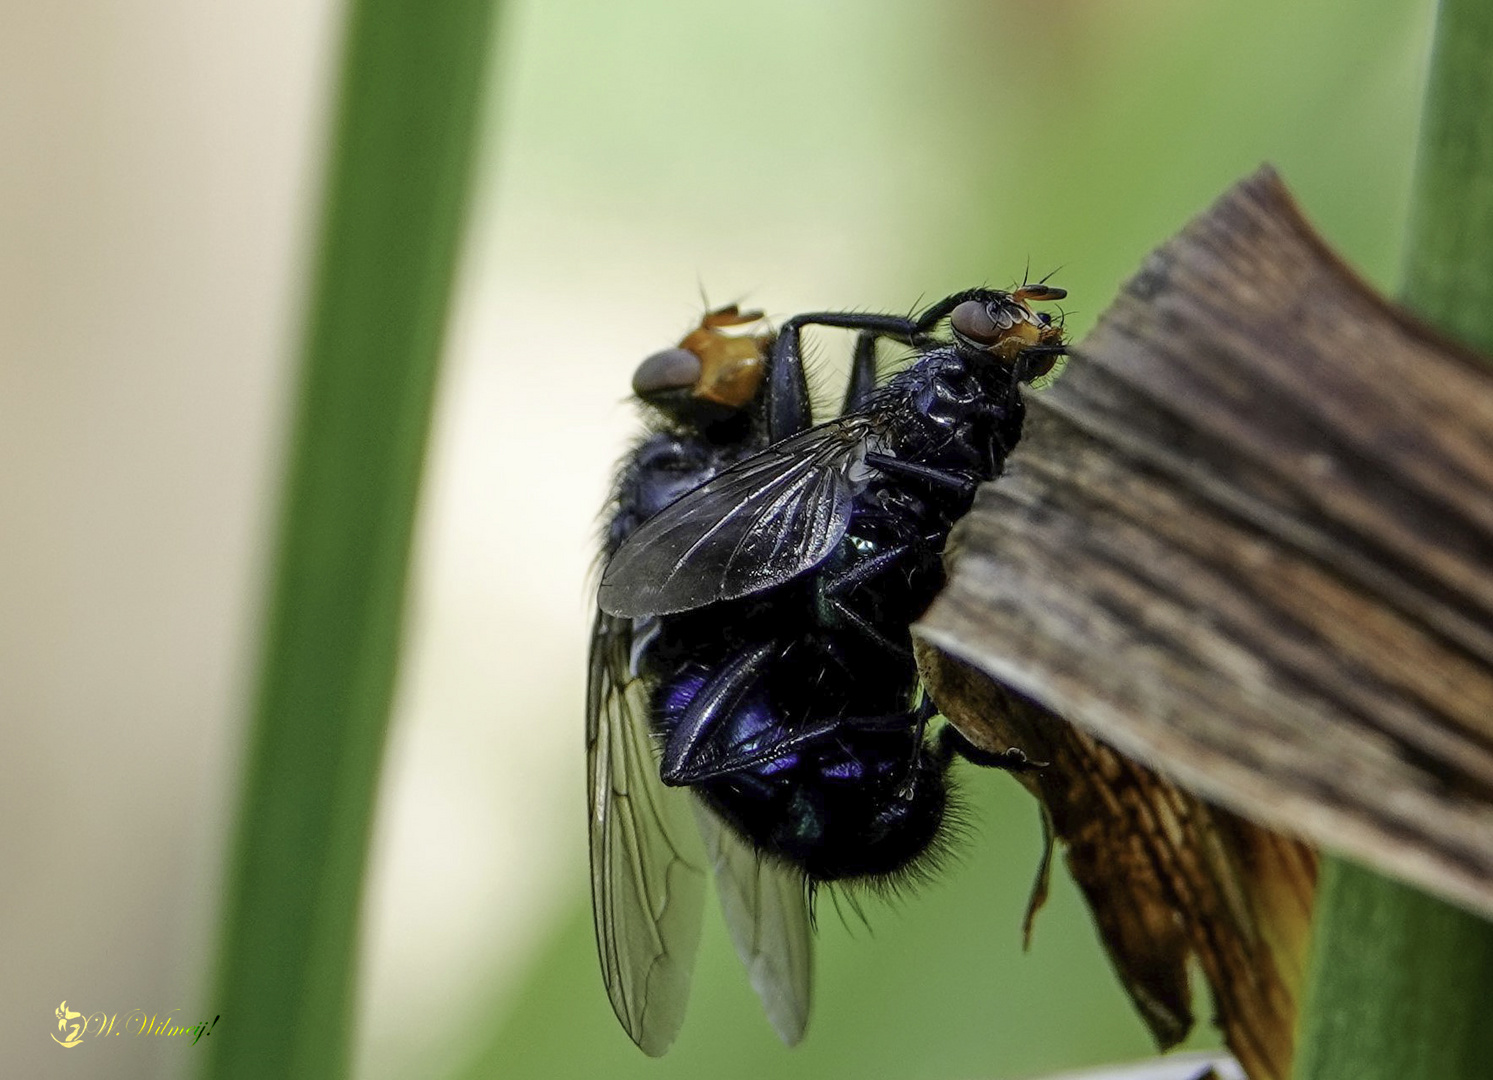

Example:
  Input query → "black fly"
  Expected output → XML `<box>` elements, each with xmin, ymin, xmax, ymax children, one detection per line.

<box><xmin>588</xmin><ymin>287</ymin><xmax>1067</xmax><ymax>1054</ymax></box>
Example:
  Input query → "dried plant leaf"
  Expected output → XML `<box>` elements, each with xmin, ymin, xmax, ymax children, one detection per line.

<box><xmin>914</xmin><ymin>166</ymin><xmax>1493</xmax><ymax>1078</ymax></box>
<box><xmin>919</xmin><ymin>644</ymin><xmax>1314</xmax><ymax>1080</ymax></box>
<box><xmin>916</xmin><ymin>166</ymin><xmax>1493</xmax><ymax>920</ymax></box>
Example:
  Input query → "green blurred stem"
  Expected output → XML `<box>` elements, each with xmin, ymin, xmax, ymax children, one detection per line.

<box><xmin>1294</xmin><ymin>863</ymin><xmax>1493</xmax><ymax>1080</ymax></box>
<box><xmin>204</xmin><ymin>2</ymin><xmax>498</xmax><ymax>1078</ymax></box>
<box><xmin>1293</xmin><ymin>3</ymin><xmax>1493</xmax><ymax>1079</ymax></box>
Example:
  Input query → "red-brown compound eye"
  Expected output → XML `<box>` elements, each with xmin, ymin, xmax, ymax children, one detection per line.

<box><xmin>632</xmin><ymin>347</ymin><xmax>703</xmax><ymax>399</ymax></box>
<box><xmin>949</xmin><ymin>299</ymin><xmax>1004</xmax><ymax>345</ymax></box>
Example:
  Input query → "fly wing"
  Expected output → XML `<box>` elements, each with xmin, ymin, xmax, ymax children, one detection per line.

<box><xmin>598</xmin><ymin>419</ymin><xmax>873</xmax><ymax>618</ymax></box>
<box><xmin>587</xmin><ymin>610</ymin><xmax>707</xmax><ymax>1055</ymax></box>
<box><xmin>692</xmin><ymin>803</ymin><xmax>813</xmax><ymax>1046</ymax></box>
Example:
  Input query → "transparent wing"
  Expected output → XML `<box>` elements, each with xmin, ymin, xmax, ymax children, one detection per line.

<box><xmin>587</xmin><ymin>610</ymin><xmax>708</xmax><ymax>1055</ymax></box>
<box><xmin>598</xmin><ymin>419</ymin><xmax>874</xmax><ymax>618</ymax></box>
<box><xmin>692</xmin><ymin>803</ymin><xmax>813</xmax><ymax>1046</ymax></box>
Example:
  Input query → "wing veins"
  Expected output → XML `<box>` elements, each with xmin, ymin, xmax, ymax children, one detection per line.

<box><xmin>587</xmin><ymin>612</ymin><xmax>706</xmax><ymax>1054</ymax></box>
<box><xmin>598</xmin><ymin>419</ymin><xmax>871</xmax><ymax>616</ymax></box>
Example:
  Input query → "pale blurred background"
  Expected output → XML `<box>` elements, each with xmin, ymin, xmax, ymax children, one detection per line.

<box><xmin>2</xmin><ymin>1</ymin><xmax>1433</xmax><ymax>1077</ymax></box>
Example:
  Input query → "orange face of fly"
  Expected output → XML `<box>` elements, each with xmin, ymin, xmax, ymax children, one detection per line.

<box><xmin>631</xmin><ymin>304</ymin><xmax>771</xmax><ymax>413</ymax></box>
<box><xmin>949</xmin><ymin>284</ymin><xmax>1066</xmax><ymax>376</ymax></box>
<box><xmin>678</xmin><ymin>305</ymin><xmax>771</xmax><ymax>409</ymax></box>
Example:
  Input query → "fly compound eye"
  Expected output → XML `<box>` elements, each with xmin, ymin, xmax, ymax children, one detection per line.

<box><xmin>949</xmin><ymin>300</ymin><xmax>1004</xmax><ymax>345</ymax></box>
<box><xmin>632</xmin><ymin>347</ymin><xmax>703</xmax><ymax>399</ymax></box>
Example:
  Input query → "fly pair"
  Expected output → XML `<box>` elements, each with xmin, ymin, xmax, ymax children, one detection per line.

<box><xmin>588</xmin><ymin>286</ymin><xmax>1067</xmax><ymax>1054</ymax></box>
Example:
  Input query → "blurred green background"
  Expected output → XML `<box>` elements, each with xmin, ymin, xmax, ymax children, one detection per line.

<box><xmin>2</xmin><ymin>0</ymin><xmax>1432</xmax><ymax>1077</ymax></box>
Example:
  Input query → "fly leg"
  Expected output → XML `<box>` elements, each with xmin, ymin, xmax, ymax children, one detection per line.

<box><xmin>898</xmin><ymin>693</ymin><xmax>943</xmax><ymax>795</ymax></box>
<box><xmin>767</xmin><ymin>310</ymin><xmax>921</xmax><ymax>442</ymax></box>
<box><xmin>937</xmin><ymin>724</ymin><xmax>1048</xmax><ymax>772</ymax></box>
<box><xmin>840</xmin><ymin>330</ymin><xmax>881</xmax><ymax>413</ymax></box>
<box><xmin>814</xmin><ymin>542</ymin><xmax>917</xmax><ymax>659</ymax></box>
<box><xmin>838</xmin><ymin>695</ymin><xmax>945</xmax><ymax>799</ymax></box>
<box><xmin>815</xmin><ymin>695</ymin><xmax>938</xmax><ymax>798</ymax></box>
<box><xmin>863</xmin><ymin>453</ymin><xmax>977</xmax><ymax>499</ymax></box>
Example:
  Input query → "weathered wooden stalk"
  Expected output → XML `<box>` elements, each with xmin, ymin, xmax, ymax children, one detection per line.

<box><xmin>914</xmin><ymin>167</ymin><xmax>1493</xmax><ymax>1079</ymax></box>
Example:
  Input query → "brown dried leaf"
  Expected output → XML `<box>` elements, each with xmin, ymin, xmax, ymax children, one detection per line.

<box><xmin>914</xmin><ymin>165</ymin><xmax>1493</xmax><ymax>1078</ymax></box>
<box><xmin>919</xmin><ymin>644</ymin><xmax>1314</xmax><ymax>1080</ymax></box>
